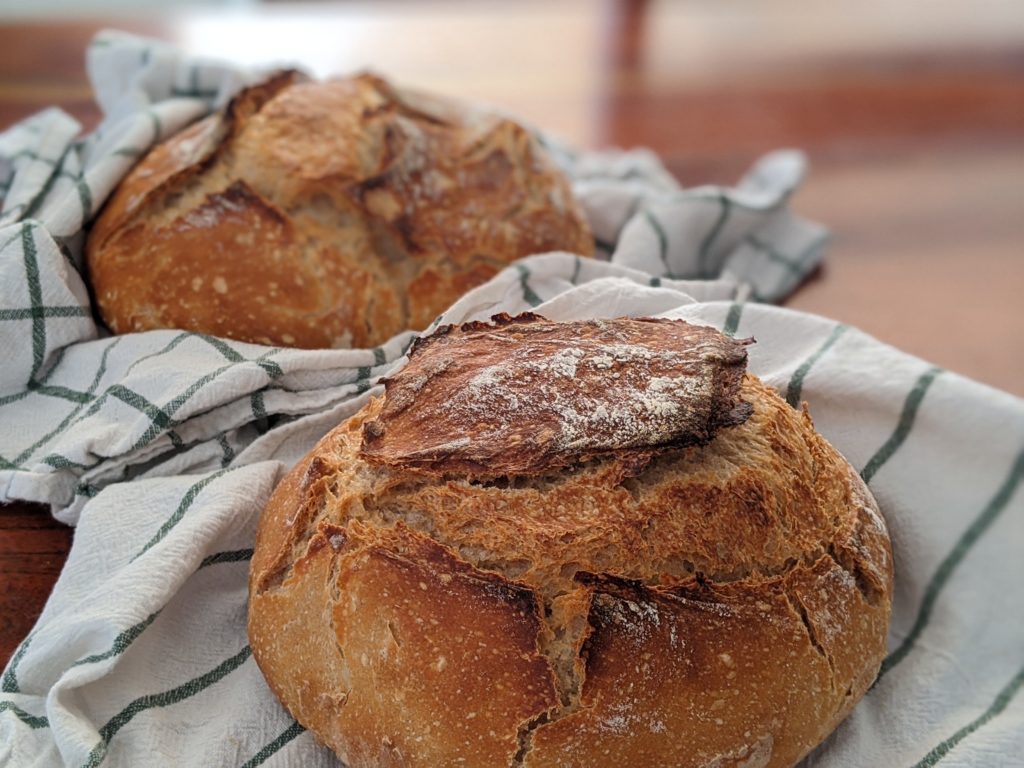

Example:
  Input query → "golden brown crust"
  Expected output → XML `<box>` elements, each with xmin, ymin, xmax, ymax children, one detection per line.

<box><xmin>88</xmin><ymin>70</ymin><xmax>301</xmax><ymax>252</ymax></box>
<box><xmin>86</xmin><ymin>73</ymin><xmax>594</xmax><ymax>349</ymax></box>
<box><xmin>251</xmin><ymin>520</ymin><xmax>559</xmax><ymax>767</ymax></box>
<box><xmin>525</xmin><ymin>576</ymin><xmax>834</xmax><ymax>768</ymax></box>
<box><xmin>248</xmin><ymin>318</ymin><xmax>893</xmax><ymax>768</ymax></box>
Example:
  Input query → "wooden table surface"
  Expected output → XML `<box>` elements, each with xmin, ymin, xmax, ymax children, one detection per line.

<box><xmin>1</xmin><ymin>0</ymin><xmax>1023</xmax><ymax>669</ymax></box>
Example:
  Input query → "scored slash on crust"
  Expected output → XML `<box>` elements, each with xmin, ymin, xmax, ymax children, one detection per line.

<box><xmin>360</xmin><ymin>313</ymin><xmax>755</xmax><ymax>478</ymax></box>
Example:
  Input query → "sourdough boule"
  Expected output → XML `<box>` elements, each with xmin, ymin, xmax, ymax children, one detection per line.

<box><xmin>248</xmin><ymin>314</ymin><xmax>893</xmax><ymax>768</ymax></box>
<box><xmin>86</xmin><ymin>74</ymin><xmax>593</xmax><ymax>349</ymax></box>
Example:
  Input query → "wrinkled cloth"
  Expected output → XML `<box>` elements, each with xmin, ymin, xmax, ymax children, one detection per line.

<box><xmin>2</xmin><ymin>30</ymin><xmax>1021</xmax><ymax>768</ymax></box>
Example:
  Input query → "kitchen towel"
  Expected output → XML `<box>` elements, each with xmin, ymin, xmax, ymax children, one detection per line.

<box><xmin>1</xmin><ymin>30</ymin><xmax>1020</xmax><ymax>768</ymax></box>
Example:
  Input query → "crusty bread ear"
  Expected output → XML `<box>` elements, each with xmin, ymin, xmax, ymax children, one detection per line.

<box><xmin>86</xmin><ymin>74</ymin><xmax>593</xmax><ymax>349</ymax></box>
<box><xmin>360</xmin><ymin>313</ymin><xmax>754</xmax><ymax>476</ymax></box>
<box><xmin>248</xmin><ymin>316</ymin><xmax>893</xmax><ymax>768</ymax></box>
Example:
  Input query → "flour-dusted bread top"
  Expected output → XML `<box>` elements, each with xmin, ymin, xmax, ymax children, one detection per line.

<box><xmin>248</xmin><ymin>315</ymin><xmax>893</xmax><ymax>768</ymax></box>
<box><xmin>361</xmin><ymin>313</ymin><xmax>754</xmax><ymax>476</ymax></box>
<box><xmin>86</xmin><ymin>73</ymin><xmax>594</xmax><ymax>349</ymax></box>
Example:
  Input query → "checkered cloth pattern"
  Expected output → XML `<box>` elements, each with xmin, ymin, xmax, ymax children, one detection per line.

<box><xmin>1</xmin><ymin>30</ymin><xmax>1022</xmax><ymax>768</ymax></box>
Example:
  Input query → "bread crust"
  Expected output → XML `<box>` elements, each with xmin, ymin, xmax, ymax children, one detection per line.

<box><xmin>361</xmin><ymin>313</ymin><xmax>754</xmax><ymax>476</ymax></box>
<box><xmin>248</xmin><ymin>317</ymin><xmax>893</xmax><ymax>767</ymax></box>
<box><xmin>86</xmin><ymin>73</ymin><xmax>593</xmax><ymax>349</ymax></box>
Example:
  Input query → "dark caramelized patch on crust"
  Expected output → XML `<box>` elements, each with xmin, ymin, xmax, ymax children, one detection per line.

<box><xmin>360</xmin><ymin>314</ymin><xmax>753</xmax><ymax>476</ymax></box>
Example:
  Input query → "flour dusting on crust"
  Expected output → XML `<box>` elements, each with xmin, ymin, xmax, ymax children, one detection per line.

<box><xmin>360</xmin><ymin>313</ymin><xmax>753</xmax><ymax>476</ymax></box>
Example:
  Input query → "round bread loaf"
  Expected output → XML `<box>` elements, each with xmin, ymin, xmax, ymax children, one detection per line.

<box><xmin>86</xmin><ymin>72</ymin><xmax>593</xmax><ymax>349</ymax></box>
<box><xmin>248</xmin><ymin>314</ymin><xmax>893</xmax><ymax>768</ymax></box>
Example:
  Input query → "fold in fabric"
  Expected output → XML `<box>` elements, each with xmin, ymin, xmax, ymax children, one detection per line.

<box><xmin>1</xmin><ymin>31</ymin><xmax>1021</xmax><ymax>768</ymax></box>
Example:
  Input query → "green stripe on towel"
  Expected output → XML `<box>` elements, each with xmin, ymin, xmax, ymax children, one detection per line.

<box><xmin>22</xmin><ymin>225</ymin><xmax>48</xmax><ymax>381</ymax></box>
<box><xmin>515</xmin><ymin>264</ymin><xmax>542</xmax><ymax>307</ymax></box>
<box><xmin>0</xmin><ymin>700</ymin><xmax>49</xmax><ymax>729</ymax></box>
<box><xmin>861</xmin><ymin>366</ymin><xmax>943</xmax><ymax>484</ymax></box>
<box><xmin>0</xmin><ymin>305</ymin><xmax>91</xmax><ymax>321</ymax></box>
<box><xmin>13</xmin><ymin>338</ymin><xmax>123</xmax><ymax>467</ymax></box>
<box><xmin>877</xmin><ymin>447</ymin><xmax>1024</xmax><ymax>682</ymax></box>
<box><xmin>722</xmin><ymin>302</ymin><xmax>745</xmax><ymax>338</ymax></box>
<box><xmin>71</xmin><ymin>613</ymin><xmax>161</xmax><ymax>669</ymax></box>
<box><xmin>80</xmin><ymin>645</ymin><xmax>252</xmax><ymax>768</ymax></box>
<box><xmin>199</xmin><ymin>548</ymin><xmax>254</xmax><ymax>568</ymax></box>
<box><xmin>911</xmin><ymin>663</ymin><xmax>1024</xmax><ymax>768</ymax></box>
<box><xmin>785</xmin><ymin>324</ymin><xmax>849</xmax><ymax>408</ymax></box>
<box><xmin>133</xmin><ymin>469</ymin><xmax>232</xmax><ymax>560</ymax></box>
<box><xmin>697</xmin><ymin>193</ymin><xmax>730</xmax><ymax>279</ymax></box>
<box><xmin>1</xmin><ymin>632</ymin><xmax>34</xmax><ymax>693</ymax></box>
<box><xmin>643</xmin><ymin>210</ymin><xmax>671</xmax><ymax>277</ymax></box>
<box><xmin>240</xmin><ymin>720</ymin><xmax>306</xmax><ymax>768</ymax></box>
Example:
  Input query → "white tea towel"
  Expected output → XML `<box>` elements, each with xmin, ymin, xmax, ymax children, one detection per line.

<box><xmin>2</xmin><ymin>30</ymin><xmax>1021</xmax><ymax>768</ymax></box>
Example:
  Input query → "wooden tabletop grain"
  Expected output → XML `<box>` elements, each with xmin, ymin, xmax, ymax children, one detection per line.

<box><xmin>2</xmin><ymin>0</ymin><xmax>1023</xmax><ymax>669</ymax></box>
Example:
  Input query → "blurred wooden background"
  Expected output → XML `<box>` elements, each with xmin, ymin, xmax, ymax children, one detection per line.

<box><xmin>1</xmin><ymin>0</ymin><xmax>1023</xmax><ymax>667</ymax></box>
